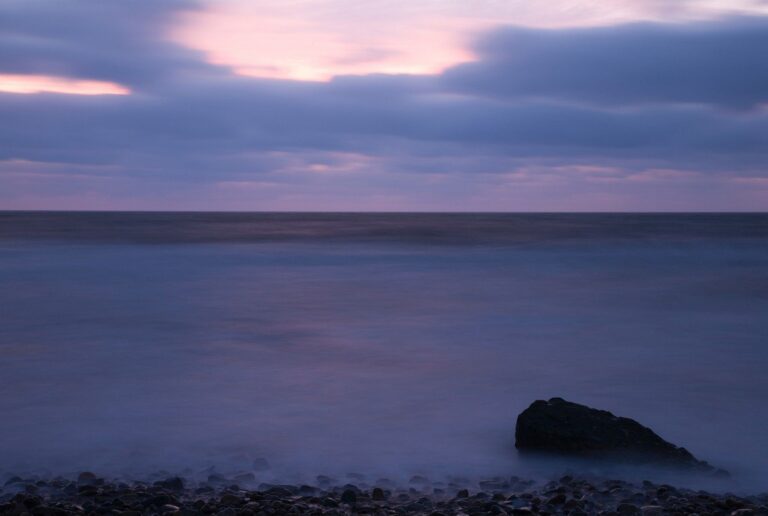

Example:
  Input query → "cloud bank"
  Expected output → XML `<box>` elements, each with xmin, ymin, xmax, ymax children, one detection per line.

<box><xmin>1</xmin><ymin>0</ymin><xmax>767</xmax><ymax>210</ymax></box>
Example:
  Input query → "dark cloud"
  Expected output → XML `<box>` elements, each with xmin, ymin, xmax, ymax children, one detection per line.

<box><xmin>0</xmin><ymin>0</ymin><xmax>219</xmax><ymax>88</ymax></box>
<box><xmin>442</xmin><ymin>18</ymin><xmax>768</xmax><ymax>109</ymax></box>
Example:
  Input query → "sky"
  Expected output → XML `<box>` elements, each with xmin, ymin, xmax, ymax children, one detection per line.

<box><xmin>1</xmin><ymin>0</ymin><xmax>768</xmax><ymax>211</ymax></box>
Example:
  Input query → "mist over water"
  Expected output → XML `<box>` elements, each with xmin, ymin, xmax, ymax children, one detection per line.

<box><xmin>1</xmin><ymin>213</ymin><xmax>767</xmax><ymax>491</ymax></box>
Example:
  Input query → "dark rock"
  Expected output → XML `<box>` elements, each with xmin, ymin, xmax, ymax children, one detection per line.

<box><xmin>515</xmin><ymin>398</ymin><xmax>721</xmax><ymax>472</ymax></box>
<box><xmin>220</xmin><ymin>493</ymin><xmax>243</xmax><ymax>506</ymax></box>
<box><xmin>617</xmin><ymin>502</ymin><xmax>641</xmax><ymax>514</ymax></box>
<box><xmin>77</xmin><ymin>485</ymin><xmax>99</xmax><ymax>496</ymax></box>
<box><xmin>321</xmin><ymin>497</ymin><xmax>339</xmax><ymax>507</ymax></box>
<box><xmin>372</xmin><ymin>488</ymin><xmax>386</xmax><ymax>501</ymax></box>
<box><xmin>298</xmin><ymin>485</ymin><xmax>316</xmax><ymax>495</ymax></box>
<box><xmin>264</xmin><ymin>486</ymin><xmax>293</xmax><ymax>498</ymax></box>
<box><xmin>76</xmin><ymin>472</ymin><xmax>99</xmax><ymax>486</ymax></box>
<box><xmin>341</xmin><ymin>489</ymin><xmax>357</xmax><ymax>504</ymax></box>
<box><xmin>548</xmin><ymin>493</ymin><xmax>567</xmax><ymax>505</ymax></box>
<box><xmin>154</xmin><ymin>477</ymin><xmax>184</xmax><ymax>491</ymax></box>
<box><xmin>145</xmin><ymin>494</ymin><xmax>177</xmax><ymax>507</ymax></box>
<box><xmin>404</xmin><ymin>501</ymin><xmax>429</xmax><ymax>512</ymax></box>
<box><xmin>456</xmin><ymin>489</ymin><xmax>470</xmax><ymax>499</ymax></box>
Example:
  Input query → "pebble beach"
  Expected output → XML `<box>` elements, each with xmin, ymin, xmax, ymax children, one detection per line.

<box><xmin>3</xmin><ymin>472</ymin><xmax>767</xmax><ymax>515</ymax></box>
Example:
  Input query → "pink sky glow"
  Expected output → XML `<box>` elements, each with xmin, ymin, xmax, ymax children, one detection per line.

<box><xmin>170</xmin><ymin>0</ymin><xmax>768</xmax><ymax>81</ymax></box>
<box><xmin>0</xmin><ymin>74</ymin><xmax>130</xmax><ymax>96</ymax></box>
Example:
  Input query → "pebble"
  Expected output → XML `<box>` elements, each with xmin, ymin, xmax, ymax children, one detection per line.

<box><xmin>0</xmin><ymin>472</ymin><xmax>763</xmax><ymax>515</ymax></box>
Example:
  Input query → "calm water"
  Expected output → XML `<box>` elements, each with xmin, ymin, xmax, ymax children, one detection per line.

<box><xmin>1</xmin><ymin>213</ymin><xmax>767</xmax><ymax>488</ymax></box>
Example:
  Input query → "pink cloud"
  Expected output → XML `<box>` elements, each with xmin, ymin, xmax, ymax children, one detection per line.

<box><xmin>0</xmin><ymin>74</ymin><xmax>130</xmax><ymax>96</ymax></box>
<box><xmin>168</xmin><ymin>0</ymin><xmax>768</xmax><ymax>81</ymax></box>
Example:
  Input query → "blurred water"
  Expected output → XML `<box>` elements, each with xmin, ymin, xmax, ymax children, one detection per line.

<box><xmin>0</xmin><ymin>213</ymin><xmax>767</xmax><ymax>488</ymax></box>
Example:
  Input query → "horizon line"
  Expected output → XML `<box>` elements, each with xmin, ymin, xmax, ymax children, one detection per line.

<box><xmin>1</xmin><ymin>209</ymin><xmax>767</xmax><ymax>215</ymax></box>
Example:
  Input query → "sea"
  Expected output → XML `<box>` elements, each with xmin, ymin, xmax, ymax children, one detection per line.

<box><xmin>1</xmin><ymin>212</ymin><xmax>767</xmax><ymax>490</ymax></box>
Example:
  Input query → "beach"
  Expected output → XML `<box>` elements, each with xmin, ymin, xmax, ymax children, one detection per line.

<box><xmin>3</xmin><ymin>471</ymin><xmax>767</xmax><ymax>515</ymax></box>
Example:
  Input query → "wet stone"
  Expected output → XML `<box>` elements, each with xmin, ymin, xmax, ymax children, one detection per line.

<box><xmin>548</xmin><ymin>493</ymin><xmax>567</xmax><ymax>505</ymax></box>
<box><xmin>341</xmin><ymin>489</ymin><xmax>358</xmax><ymax>504</ymax></box>
<box><xmin>265</xmin><ymin>486</ymin><xmax>293</xmax><ymax>498</ymax></box>
<box><xmin>155</xmin><ymin>477</ymin><xmax>185</xmax><ymax>491</ymax></box>
<box><xmin>76</xmin><ymin>472</ymin><xmax>99</xmax><ymax>486</ymax></box>
<box><xmin>617</xmin><ymin>502</ymin><xmax>641</xmax><ymax>515</ymax></box>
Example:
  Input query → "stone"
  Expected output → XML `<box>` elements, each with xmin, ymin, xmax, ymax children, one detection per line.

<box><xmin>298</xmin><ymin>485</ymin><xmax>316</xmax><ymax>495</ymax></box>
<box><xmin>547</xmin><ymin>493</ymin><xmax>567</xmax><ymax>505</ymax></box>
<box><xmin>264</xmin><ymin>486</ymin><xmax>293</xmax><ymax>498</ymax></box>
<box><xmin>617</xmin><ymin>502</ymin><xmax>641</xmax><ymax>515</ymax></box>
<box><xmin>372</xmin><ymin>487</ymin><xmax>386</xmax><ymax>501</ymax></box>
<box><xmin>76</xmin><ymin>472</ymin><xmax>98</xmax><ymax>486</ymax></box>
<box><xmin>77</xmin><ymin>485</ymin><xmax>98</xmax><ymax>496</ymax></box>
<box><xmin>340</xmin><ymin>489</ymin><xmax>357</xmax><ymax>504</ymax></box>
<box><xmin>221</xmin><ymin>493</ymin><xmax>244</xmax><ymax>506</ymax></box>
<box><xmin>155</xmin><ymin>477</ymin><xmax>184</xmax><ymax>491</ymax></box>
<box><xmin>515</xmin><ymin>398</ymin><xmax>721</xmax><ymax>472</ymax></box>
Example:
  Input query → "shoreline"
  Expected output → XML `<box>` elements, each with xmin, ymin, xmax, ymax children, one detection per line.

<box><xmin>3</xmin><ymin>472</ymin><xmax>767</xmax><ymax>515</ymax></box>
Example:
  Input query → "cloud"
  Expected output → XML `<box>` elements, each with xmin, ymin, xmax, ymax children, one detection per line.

<box><xmin>0</xmin><ymin>1</ymin><xmax>767</xmax><ymax>210</ymax></box>
<box><xmin>442</xmin><ymin>17</ymin><xmax>768</xmax><ymax>108</ymax></box>
<box><xmin>0</xmin><ymin>0</ymin><xmax>218</xmax><ymax>89</ymax></box>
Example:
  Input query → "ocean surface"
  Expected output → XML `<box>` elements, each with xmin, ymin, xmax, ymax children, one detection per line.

<box><xmin>1</xmin><ymin>212</ymin><xmax>767</xmax><ymax>489</ymax></box>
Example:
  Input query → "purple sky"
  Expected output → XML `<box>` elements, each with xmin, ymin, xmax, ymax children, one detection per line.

<box><xmin>1</xmin><ymin>0</ymin><xmax>768</xmax><ymax>211</ymax></box>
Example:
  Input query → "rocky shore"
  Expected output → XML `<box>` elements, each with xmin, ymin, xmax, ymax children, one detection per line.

<box><xmin>2</xmin><ymin>472</ymin><xmax>767</xmax><ymax>515</ymax></box>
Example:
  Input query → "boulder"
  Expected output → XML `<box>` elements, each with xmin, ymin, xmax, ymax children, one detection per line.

<box><xmin>515</xmin><ymin>397</ymin><xmax>721</xmax><ymax>472</ymax></box>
